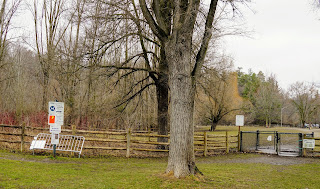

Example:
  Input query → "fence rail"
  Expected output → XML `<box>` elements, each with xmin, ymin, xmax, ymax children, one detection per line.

<box><xmin>0</xmin><ymin>124</ymin><xmax>238</xmax><ymax>157</ymax></box>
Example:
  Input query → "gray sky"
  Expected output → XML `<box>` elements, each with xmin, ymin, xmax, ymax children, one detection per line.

<box><xmin>223</xmin><ymin>0</ymin><xmax>320</xmax><ymax>90</ymax></box>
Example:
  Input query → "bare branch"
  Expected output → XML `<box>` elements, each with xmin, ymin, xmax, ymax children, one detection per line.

<box><xmin>139</xmin><ymin>0</ymin><xmax>167</xmax><ymax>40</ymax></box>
<box><xmin>114</xmin><ymin>82</ymin><xmax>155</xmax><ymax>110</ymax></box>
<box><xmin>192</xmin><ymin>0</ymin><xmax>218</xmax><ymax>77</ymax></box>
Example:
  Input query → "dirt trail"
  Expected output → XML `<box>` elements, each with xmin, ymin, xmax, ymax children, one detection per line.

<box><xmin>0</xmin><ymin>153</ymin><xmax>69</xmax><ymax>164</ymax></box>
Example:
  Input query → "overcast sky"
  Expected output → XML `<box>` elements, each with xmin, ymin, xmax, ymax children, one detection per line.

<box><xmin>222</xmin><ymin>0</ymin><xmax>320</xmax><ymax>90</ymax></box>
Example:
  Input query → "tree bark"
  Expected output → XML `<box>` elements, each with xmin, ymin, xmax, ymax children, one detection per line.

<box><xmin>210</xmin><ymin>121</ymin><xmax>218</xmax><ymax>131</ymax></box>
<box><xmin>165</xmin><ymin>31</ymin><xmax>195</xmax><ymax>178</ymax></box>
<box><xmin>156</xmin><ymin>46</ymin><xmax>169</xmax><ymax>147</ymax></box>
<box><xmin>42</xmin><ymin>69</ymin><xmax>49</xmax><ymax>111</ymax></box>
<box><xmin>156</xmin><ymin>73</ymin><xmax>169</xmax><ymax>147</ymax></box>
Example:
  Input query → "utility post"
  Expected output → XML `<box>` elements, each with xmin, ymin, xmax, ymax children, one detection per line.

<box><xmin>281</xmin><ymin>107</ymin><xmax>287</xmax><ymax>127</ymax></box>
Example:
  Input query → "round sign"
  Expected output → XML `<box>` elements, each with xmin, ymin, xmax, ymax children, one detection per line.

<box><xmin>50</xmin><ymin>106</ymin><xmax>55</xmax><ymax>111</ymax></box>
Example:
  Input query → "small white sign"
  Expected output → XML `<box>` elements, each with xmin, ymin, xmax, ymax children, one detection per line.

<box><xmin>267</xmin><ymin>135</ymin><xmax>272</xmax><ymax>141</ymax></box>
<box><xmin>236</xmin><ymin>115</ymin><xmax>244</xmax><ymax>126</ymax></box>
<box><xmin>30</xmin><ymin>140</ymin><xmax>46</xmax><ymax>150</ymax></box>
<box><xmin>48</xmin><ymin>101</ymin><xmax>64</xmax><ymax>126</ymax></box>
<box><xmin>303</xmin><ymin>139</ymin><xmax>315</xmax><ymax>148</ymax></box>
<box><xmin>51</xmin><ymin>133</ymin><xmax>60</xmax><ymax>145</ymax></box>
<box><xmin>50</xmin><ymin>125</ymin><xmax>61</xmax><ymax>133</ymax></box>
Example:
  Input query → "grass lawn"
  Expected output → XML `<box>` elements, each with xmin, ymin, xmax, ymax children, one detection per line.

<box><xmin>1</xmin><ymin>150</ymin><xmax>320</xmax><ymax>188</ymax></box>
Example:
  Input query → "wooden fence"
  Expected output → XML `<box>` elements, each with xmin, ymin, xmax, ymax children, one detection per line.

<box><xmin>0</xmin><ymin>124</ymin><xmax>239</xmax><ymax>157</ymax></box>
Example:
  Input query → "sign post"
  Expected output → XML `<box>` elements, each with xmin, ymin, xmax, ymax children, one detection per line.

<box><xmin>48</xmin><ymin>101</ymin><xmax>64</xmax><ymax>157</ymax></box>
<box><xmin>236</xmin><ymin>115</ymin><xmax>244</xmax><ymax>151</ymax></box>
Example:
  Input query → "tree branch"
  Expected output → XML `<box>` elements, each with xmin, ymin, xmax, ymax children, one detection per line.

<box><xmin>100</xmin><ymin>65</ymin><xmax>159</xmax><ymax>75</ymax></box>
<box><xmin>192</xmin><ymin>0</ymin><xmax>218</xmax><ymax>77</ymax></box>
<box><xmin>114</xmin><ymin>82</ymin><xmax>155</xmax><ymax>110</ymax></box>
<box><xmin>139</xmin><ymin>0</ymin><xmax>168</xmax><ymax>40</ymax></box>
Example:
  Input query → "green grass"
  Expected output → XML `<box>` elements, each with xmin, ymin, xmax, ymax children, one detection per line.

<box><xmin>1</xmin><ymin>151</ymin><xmax>320</xmax><ymax>188</ymax></box>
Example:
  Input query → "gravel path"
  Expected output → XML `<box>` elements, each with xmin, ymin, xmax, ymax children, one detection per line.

<box><xmin>1</xmin><ymin>152</ymin><xmax>320</xmax><ymax>166</ymax></box>
<box><xmin>199</xmin><ymin>154</ymin><xmax>320</xmax><ymax>165</ymax></box>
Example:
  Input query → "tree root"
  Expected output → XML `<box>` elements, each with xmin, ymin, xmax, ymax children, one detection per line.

<box><xmin>195</xmin><ymin>165</ymin><xmax>204</xmax><ymax>176</ymax></box>
<box><xmin>188</xmin><ymin>162</ymin><xmax>204</xmax><ymax>176</ymax></box>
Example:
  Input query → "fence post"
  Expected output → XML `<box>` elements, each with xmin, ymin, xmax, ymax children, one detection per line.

<box><xmin>72</xmin><ymin>124</ymin><xmax>77</xmax><ymax>135</ymax></box>
<box><xmin>71</xmin><ymin>125</ymin><xmax>76</xmax><ymax>157</ymax></box>
<box><xmin>256</xmin><ymin>130</ymin><xmax>260</xmax><ymax>151</ymax></box>
<box><xmin>204</xmin><ymin>131</ymin><xmax>207</xmax><ymax>157</ymax></box>
<box><xmin>148</xmin><ymin>129</ymin><xmax>151</xmax><ymax>142</ymax></box>
<box><xmin>301</xmin><ymin>133</ymin><xmax>307</xmax><ymax>157</ymax></box>
<box><xmin>303</xmin><ymin>147</ymin><xmax>307</xmax><ymax>157</ymax></box>
<box><xmin>238</xmin><ymin>130</ymin><xmax>240</xmax><ymax>152</ymax></box>
<box><xmin>20</xmin><ymin>124</ymin><xmax>25</xmax><ymax>153</ymax></box>
<box><xmin>226</xmin><ymin>131</ymin><xmax>229</xmax><ymax>154</ymax></box>
<box><xmin>299</xmin><ymin>133</ymin><xmax>303</xmax><ymax>156</ymax></box>
<box><xmin>239</xmin><ymin>131</ymin><xmax>243</xmax><ymax>152</ymax></box>
<box><xmin>275</xmin><ymin>131</ymin><xmax>279</xmax><ymax>154</ymax></box>
<box><xmin>126</xmin><ymin>128</ymin><xmax>131</xmax><ymax>158</ymax></box>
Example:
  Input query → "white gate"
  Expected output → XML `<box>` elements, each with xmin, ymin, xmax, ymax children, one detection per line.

<box><xmin>30</xmin><ymin>133</ymin><xmax>85</xmax><ymax>158</ymax></box>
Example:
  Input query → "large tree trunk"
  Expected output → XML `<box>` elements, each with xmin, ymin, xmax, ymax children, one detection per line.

<box><xmin>210</xmin><ymin>121</ymin><xmax>218</xmax><ymax>131</ymax></box>
<box><xmin>156</xmin><ymin>73</ymin><xmax>169</xmax><ymax>148</ymax></box>
<box><xmin>139</xmin><ymin>0</ymin><xmax>218</xmax><ymax>179</ymax></box>
<box><xmin>165</xmin><ymin>32</ymin><xmax>195</xmax><ymax>178</ymax></box>
<box><xmin>156</xmin><ymin>46</ymin><xmax>169</xmax><ymax>148</ymax></box>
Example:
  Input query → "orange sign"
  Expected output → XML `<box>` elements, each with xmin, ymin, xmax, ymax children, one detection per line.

<box><xmin>49</xmin><ymin>115</ymin><xmax>55</xmax><ymax>124</ymax></box>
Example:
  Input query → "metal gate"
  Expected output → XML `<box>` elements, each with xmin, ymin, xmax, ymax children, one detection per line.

<box><xmin>256</xmin><ymin>131</ymin><xmax>278</xmax><ymax>154</ymax></box>
<box><xmin>240</xmin><ymin>130</ymin><xmax>313</xmax><ymax>157</ymax></box>
<box><xmin>240</xmin><ymin>131</ymin><xmax>278</xmax><ymax>154</ymax></box>
<box><xmin>277</xmin><ymin>133</ymin><xmax>302</xmax><ymax>157</ymax></box>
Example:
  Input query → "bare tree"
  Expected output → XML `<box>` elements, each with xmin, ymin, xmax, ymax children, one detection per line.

<box><xmin>289</xmin><ymin>82</ymin><xmax>319</xmax><ymax>127</ymax></box>
<box><xmin>196</xmin><ymin>61</ymin><xmax>242</xmax><ymax>131</ymax></box>
<box><xmin>138</xmin><ymin>0</ymin><xmax>236</xmax><ymax>177</ymax></box>
<box><xmin>55</xmin><ymin>0</ymin><xmax>86</xmax><ymax>126</ymax></box>
<box><xmin>31</xmin><ymin>0</ymin><xmax>70</xmax><ymax>110</ymax></box>
<box><xmin>254</xmin><ymin>75</ymin><xmax>281</xmax><ymax>127</ymax></box>
<box><xmin>0</xmin><ymin>0</ymin><xmax>22</xmax><ymax>83</ymax></box>
<box><xmin>86</xmin><ymin>1</ymin><xmax>169</xmax><ymax>141</ymax></box>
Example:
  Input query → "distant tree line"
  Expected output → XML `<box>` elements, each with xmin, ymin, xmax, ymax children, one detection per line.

<box><xmin>235</xmin><ymin>68</ymin><xmax>320</xmax><ymax>128</ymax></box>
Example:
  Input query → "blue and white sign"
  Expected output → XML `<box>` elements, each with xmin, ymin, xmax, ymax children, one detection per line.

<box><xmin>48</xmin><ymin>101</ymin><xmax>64</xmax><ymax>129</ymax></box>
<box><xmin>50</xmin><ymin>125</ymin><xmax>61</xmax><ymax>133</ymax></box>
